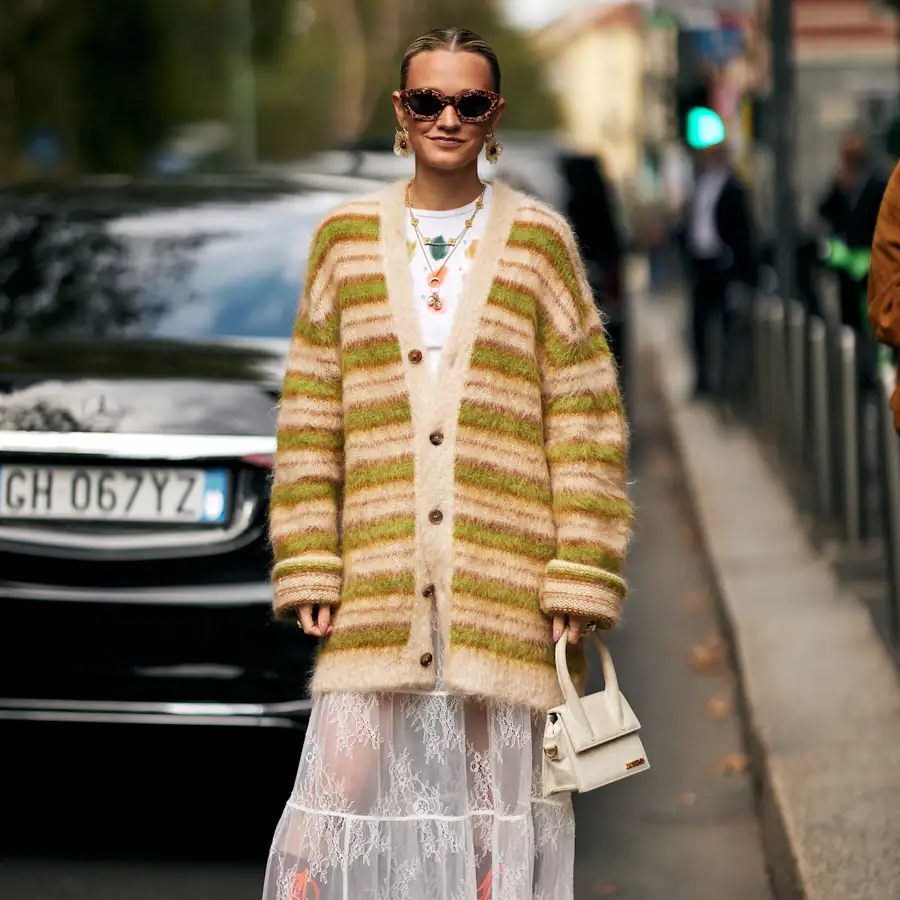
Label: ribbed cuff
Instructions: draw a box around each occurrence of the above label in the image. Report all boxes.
[540,559,626,627]
[272,555,343,620]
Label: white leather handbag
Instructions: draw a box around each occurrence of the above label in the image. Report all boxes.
[541,633,650,797]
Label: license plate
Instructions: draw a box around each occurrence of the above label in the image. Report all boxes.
[0,465,229,524]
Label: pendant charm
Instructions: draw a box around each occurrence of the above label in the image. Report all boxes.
[429,276,441,290]
[428,294,442,311]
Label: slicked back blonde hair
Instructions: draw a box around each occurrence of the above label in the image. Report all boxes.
[400,27,501,93]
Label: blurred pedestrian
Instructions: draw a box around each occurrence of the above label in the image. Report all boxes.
[559,152,626,377]
[818,130,887,334]
[262,26,633,900]
[682,138,756,398]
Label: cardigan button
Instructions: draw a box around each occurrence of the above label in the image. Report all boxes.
[420,652,434,667]
[428,509,443,525]
[429,430,444,446]
[408,349,423,364]
[422,584,436,598]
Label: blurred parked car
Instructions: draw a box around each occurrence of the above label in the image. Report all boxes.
[0,170,383,730]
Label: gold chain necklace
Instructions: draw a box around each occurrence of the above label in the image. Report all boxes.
[406,181,486,311]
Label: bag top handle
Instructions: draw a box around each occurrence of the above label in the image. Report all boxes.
[554,633,625,737]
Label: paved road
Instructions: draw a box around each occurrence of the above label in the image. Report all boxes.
[1,343,773,900]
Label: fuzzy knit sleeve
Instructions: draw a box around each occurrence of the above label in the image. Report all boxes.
[535,211,634,627]
[269,217,345,621]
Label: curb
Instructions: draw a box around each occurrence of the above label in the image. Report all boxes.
[645,302,900,900]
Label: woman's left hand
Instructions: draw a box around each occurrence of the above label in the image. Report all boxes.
[552,614,589,645]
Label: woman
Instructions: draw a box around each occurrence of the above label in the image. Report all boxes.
[262,27,632,900]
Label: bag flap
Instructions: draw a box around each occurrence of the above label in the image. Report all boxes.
[552,688,642,753]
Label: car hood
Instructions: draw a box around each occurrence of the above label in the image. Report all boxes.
[0,338,289,435]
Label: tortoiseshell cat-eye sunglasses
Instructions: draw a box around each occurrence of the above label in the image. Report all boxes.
[399,88,501,124]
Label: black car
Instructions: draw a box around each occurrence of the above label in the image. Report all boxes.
[0,171,383,729]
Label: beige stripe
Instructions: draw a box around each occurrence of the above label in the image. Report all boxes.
[277,402,341,431]
[273,450,341,483]
[547,468,631,500]
[555,519,631,557]
[455,543,547,582]
[270,509,335,542]
[345,423,415,464]
[335,601,416,630]
[344,542,417,576]
[456,429,547,470]
[343,491,415,527]
[452,598,548,642]
[455,482,556,535]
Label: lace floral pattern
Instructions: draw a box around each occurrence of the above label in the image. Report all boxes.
[262,688,575,900]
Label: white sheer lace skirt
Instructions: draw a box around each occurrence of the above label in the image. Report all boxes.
[261,682,575,900]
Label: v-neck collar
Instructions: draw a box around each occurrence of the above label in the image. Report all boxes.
[379,179,522,418]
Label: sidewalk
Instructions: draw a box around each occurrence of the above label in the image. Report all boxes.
[641,288,900,900]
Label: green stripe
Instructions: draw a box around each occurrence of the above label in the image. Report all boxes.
[509,224,579,301]
[345,399,411,433]
[339,277,387,309]
[545,392,622,417]
[557,544,624,572]
[310,215,379,271]
[273,532,339,558]
[452,573,540,611]
[343,516,416,551]
[450,625,553,667]
[277,429,342,452]
[554,492,635,519]
[341,572,416,602]
[343,338,402,373]
[454,517,555,562]
[282,374,341,401]
[323,626,409,652]
[546,560,625,592]
[470,342,539,384]
[540,323,610,368]
[458,403,543,446]
[455,460,551,505]
[273,558,341,579]
[345,458,414,495]
[546,442,626,467]
[271,481,338,507]
[294,312,339,347]
[487,282,538,324]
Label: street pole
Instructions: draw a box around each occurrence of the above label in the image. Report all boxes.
[229,0,257,167]
[769,0,797,305]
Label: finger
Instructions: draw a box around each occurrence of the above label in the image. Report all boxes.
[299,605,320,637]
[317,604,332,636]
[567,618,581,645]
[552,615,565,643]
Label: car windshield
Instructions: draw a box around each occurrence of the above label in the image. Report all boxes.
[0,187,347,341]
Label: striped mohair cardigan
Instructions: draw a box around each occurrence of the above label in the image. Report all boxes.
[270,179,633,712]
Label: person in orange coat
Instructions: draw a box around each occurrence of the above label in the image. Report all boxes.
[867,159,900,429]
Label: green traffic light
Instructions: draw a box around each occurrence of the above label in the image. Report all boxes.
[686,107,725,150]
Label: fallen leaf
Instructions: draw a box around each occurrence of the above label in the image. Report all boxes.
[690,634,726,675]
[718,753,750,775]
[707,697,731,718]
[678,791,697,807]
[681,589,707,613]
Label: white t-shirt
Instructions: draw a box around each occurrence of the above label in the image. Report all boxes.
[406,184,493,378]
[688,167,729,259]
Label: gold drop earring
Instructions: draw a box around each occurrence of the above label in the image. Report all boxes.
[484,132,502,164]
[394,126,411,158]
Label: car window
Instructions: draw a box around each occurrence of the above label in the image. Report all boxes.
[0,189,346,341]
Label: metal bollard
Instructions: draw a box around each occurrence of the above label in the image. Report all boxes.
[754,299,772,433]
[770,301,788,457]
[838,327,861,543]
[877,368,900,645]
[808,317,833,519]
[788,301,807,468]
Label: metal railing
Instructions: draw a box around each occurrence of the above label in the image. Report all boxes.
[713,290,900,652]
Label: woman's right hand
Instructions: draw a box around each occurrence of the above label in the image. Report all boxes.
[297,603,333,637]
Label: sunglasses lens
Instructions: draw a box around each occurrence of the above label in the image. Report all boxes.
[406,93,443,118]
[457,94,494,120]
